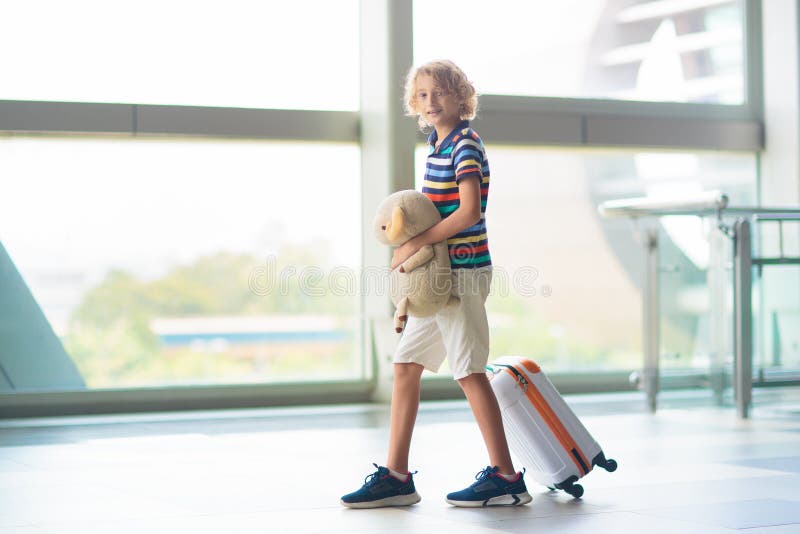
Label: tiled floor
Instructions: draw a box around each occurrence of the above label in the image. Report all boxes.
[1,391,799,533]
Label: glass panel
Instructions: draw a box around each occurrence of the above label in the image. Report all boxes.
[657,220,734,381]
[1,0,359,110]
[755,220,800,377]
[750,219,800,411]
[756,259,800,373]
[415,145,757,376]
[414,0,744,104]
[0,136,361,389]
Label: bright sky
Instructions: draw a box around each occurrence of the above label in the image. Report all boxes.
[0,0,360,110]
[0,137,361,273]
[0,137,361,326]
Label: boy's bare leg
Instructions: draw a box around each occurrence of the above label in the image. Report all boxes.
[457,372,515,474]
[386,362,424,473]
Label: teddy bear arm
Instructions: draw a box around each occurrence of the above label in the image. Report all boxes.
[394,297,409,333]
[401,245,435,273]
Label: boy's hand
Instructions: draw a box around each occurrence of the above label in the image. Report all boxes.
[391,239,421,271]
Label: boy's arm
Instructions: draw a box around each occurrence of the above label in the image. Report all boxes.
[390,177,481,269]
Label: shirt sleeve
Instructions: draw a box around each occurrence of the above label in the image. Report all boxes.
[452,136,484,185]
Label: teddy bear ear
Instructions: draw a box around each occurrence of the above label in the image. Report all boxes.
[385,206,405,241]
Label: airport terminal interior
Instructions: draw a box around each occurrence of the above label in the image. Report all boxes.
[2,0,800,532]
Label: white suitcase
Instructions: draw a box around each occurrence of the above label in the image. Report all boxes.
[487,356,617,498]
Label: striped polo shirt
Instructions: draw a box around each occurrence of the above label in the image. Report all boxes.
[422,120,491,269]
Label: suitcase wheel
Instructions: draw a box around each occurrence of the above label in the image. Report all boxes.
[592,452,618,473]
[565,484,584,499]
[603,459,618,472]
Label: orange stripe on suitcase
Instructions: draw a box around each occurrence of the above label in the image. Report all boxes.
[515,361,592,471]
[518,359,541,374]
[519,364,592,475]
[503,365,591,476]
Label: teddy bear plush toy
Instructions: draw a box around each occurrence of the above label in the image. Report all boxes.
[373,190,459,333]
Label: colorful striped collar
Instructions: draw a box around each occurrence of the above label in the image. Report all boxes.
[427,120,470,153]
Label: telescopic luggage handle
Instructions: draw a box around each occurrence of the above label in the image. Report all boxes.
[487,363,529,393]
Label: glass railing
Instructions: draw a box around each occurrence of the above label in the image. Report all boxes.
[599,192,800,418]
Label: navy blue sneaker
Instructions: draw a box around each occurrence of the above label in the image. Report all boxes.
[341,464,421,508]
[446,466,532,507]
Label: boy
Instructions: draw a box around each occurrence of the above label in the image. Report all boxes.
[341,60,531,508]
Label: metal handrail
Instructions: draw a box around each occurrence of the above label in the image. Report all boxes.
[599,192,800,219]
[598,190,729,218]
[598,192,800,419]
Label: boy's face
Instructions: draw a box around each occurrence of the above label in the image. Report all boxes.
[415,74,461,131]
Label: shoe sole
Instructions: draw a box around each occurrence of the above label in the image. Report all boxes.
[341,492,421,509]
[447,492,532,507]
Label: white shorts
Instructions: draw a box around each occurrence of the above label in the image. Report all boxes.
[392,266,492,380]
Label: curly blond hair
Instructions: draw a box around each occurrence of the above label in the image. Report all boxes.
[404,60,478,131]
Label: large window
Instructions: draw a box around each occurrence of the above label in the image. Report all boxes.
[0,1,770,413]
[0,0,360,110]
[414,0,745,104]
[417,145,757,374]
[0,136,361,388]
